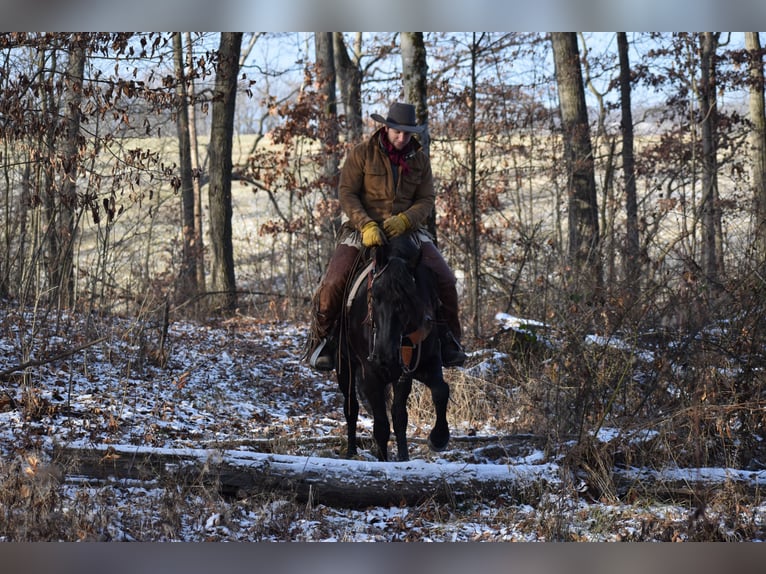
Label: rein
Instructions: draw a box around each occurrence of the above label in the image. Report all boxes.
[365,260,385,364]
[365,257,430,373]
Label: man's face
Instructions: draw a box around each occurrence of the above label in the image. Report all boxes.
[385,127,412,150]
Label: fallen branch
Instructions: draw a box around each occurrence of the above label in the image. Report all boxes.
[0,336,108,380]
[614,466,766,501]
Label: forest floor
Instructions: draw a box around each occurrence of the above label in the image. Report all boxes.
[1,310,765,541]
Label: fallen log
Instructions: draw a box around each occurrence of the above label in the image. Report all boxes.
[613,466,766,501]
[55,442,766,508]
[54,442,559,508]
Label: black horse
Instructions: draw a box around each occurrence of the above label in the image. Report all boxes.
[336,235,450,462]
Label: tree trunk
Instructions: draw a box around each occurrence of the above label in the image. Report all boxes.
[173,32,199,306]
[55,35,86,309]
[699,32,722,285]
[314,32,341,256]
[184,32,206,294]
[315,32,338,180]
[41,45,59,308]
[550,32,602,298]
[208,32,242,312]
[617,32,640,300]
[401,32,430,154]
[333,32,363,143]
[747,33,766,271]
[468,33,481,338]
[401,33,437,239]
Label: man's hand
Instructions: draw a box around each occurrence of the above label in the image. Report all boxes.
[361,221,386,247]
[382,213,410,238]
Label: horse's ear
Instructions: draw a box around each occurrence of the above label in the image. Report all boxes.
[408,244,423,271]
[374,243,388,268]
[398,237,421,271]
[388,235,419,268]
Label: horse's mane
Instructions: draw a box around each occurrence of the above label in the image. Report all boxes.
[373,256,418,315]
[385,234,420,264]
[372,236,430,322]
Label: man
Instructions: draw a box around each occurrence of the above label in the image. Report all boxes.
[307,102,466,371]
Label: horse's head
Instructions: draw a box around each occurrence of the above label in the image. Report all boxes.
[367,236,426,371]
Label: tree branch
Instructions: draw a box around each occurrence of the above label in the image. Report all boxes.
[0,336,108,380]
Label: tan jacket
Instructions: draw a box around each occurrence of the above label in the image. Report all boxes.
[338,128,435,233]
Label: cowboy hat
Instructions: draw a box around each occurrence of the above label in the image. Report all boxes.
[371,102,425,134]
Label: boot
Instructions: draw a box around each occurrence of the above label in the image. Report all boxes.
[309,335,337,371]
[440,329,466,368]
[307,244,358,372]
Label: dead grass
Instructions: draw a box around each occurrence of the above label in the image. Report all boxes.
[3,283,766,541]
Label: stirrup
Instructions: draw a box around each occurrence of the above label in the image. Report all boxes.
[309,338,335,371]
[441,331,466,368]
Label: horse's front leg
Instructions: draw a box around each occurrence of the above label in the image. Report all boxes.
[367,384,391,461]
[391,374,413,461]
[337,363,359,458]
[426,372,450,452]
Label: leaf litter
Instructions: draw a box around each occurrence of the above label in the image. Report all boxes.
[1,310,766,541]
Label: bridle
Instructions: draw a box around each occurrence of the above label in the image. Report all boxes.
[365,257,430,374]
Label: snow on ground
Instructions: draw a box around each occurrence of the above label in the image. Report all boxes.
[1,311,766,541]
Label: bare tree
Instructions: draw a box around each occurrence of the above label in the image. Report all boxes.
[333,32,363,143]
[401,33,429,151]
[173,32,199,306]
[699,32,723,284]
[550,32,601,296]
[401,32,437,242]
[467,32,482,338]
[53,35,87,309]
[747,32,766,270]
[314,33,339,188]
[617,32,640,298]
[314,32,341,260]
[208,32,243,312]
[184,32,206,294]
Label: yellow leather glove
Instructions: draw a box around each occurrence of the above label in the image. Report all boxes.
[361,221,386,247]
[382,213,411,238]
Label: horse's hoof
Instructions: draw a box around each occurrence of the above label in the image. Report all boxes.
[428,431,450,452]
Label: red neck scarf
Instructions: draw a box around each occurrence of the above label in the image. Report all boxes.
[380,131,413,175]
